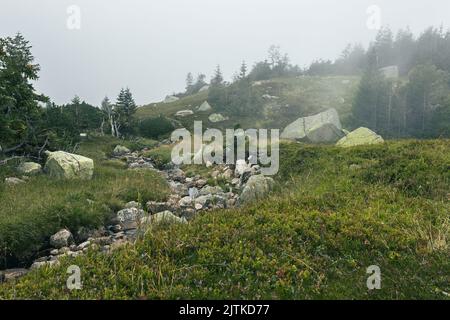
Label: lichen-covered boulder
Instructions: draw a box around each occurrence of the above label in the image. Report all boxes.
[50,229,73,249]
[44,151,94,180]
[17,162,42,175]
[208,113,228,123]
[113,145,130,156]
[281,108,342,141]
[336,127,384,148]
[238,175,275,205]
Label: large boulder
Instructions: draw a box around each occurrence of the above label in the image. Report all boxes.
[17,162,42,175]
[306,122,345,143]
[44,151,94,180]
[281,108,342,141]
[113,145,130,156]
[209,113,228,123]
[336,127,384,147]
[238,175,275,205]
[198,101,212,112]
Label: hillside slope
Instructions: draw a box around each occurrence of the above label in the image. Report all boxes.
[136,76,360,131]
[1,139,448,299]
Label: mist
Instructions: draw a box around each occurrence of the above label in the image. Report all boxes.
[1,0,449,105]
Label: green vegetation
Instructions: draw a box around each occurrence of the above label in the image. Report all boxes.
[1,139,448,299]
[0,136,170,268]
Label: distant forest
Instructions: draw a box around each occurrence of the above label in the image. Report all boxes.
[1,26,449,159]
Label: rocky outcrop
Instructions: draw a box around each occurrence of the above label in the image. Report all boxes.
[17,162,42,175]
[281,108,343,141]
[44,151,94,180]
[336,127,384,147]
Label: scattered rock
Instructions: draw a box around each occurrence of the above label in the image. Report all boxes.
[198,101,212,111]
[147,201,169,214]
[124,201,141,209]
[336,127,384,147]
[5,177,26,186]
[50,229,73,249]
[142,211,187,226]
[175,110,194,117]
[239,175,275,205]
[17,162,42,175]
[113,145,131,156]
[44,151,94,180]
[208,113,228,123]
[116,208,146,230]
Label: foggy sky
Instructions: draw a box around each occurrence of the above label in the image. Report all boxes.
[1,0,450,106]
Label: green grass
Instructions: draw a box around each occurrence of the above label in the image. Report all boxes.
[135,76,360,131]
[0,136,170,268]
[1,139,448,299]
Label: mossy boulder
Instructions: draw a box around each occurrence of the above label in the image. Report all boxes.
[17,162,42,175]
[44,151,94,180]
[238,175,275,205]
[336,127,384,148]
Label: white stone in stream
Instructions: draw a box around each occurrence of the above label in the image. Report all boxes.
[179,196,193,208]
[143,211,187,225]
[50,229,73,249]
[235,159,250,176]
[116,208,146,230]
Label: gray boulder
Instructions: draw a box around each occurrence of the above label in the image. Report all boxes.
[116,208,146,230]
[113,145,130,156]
[306,122,345,143]
[281,108,342,141]
[17,162,42,175]
[50,229,74,249]
[44,151,94,180]
[5,177,26,186]
[198,101,212,112]
[239,175,275,205]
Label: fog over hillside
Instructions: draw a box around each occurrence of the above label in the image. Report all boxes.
[1,0,450,105]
